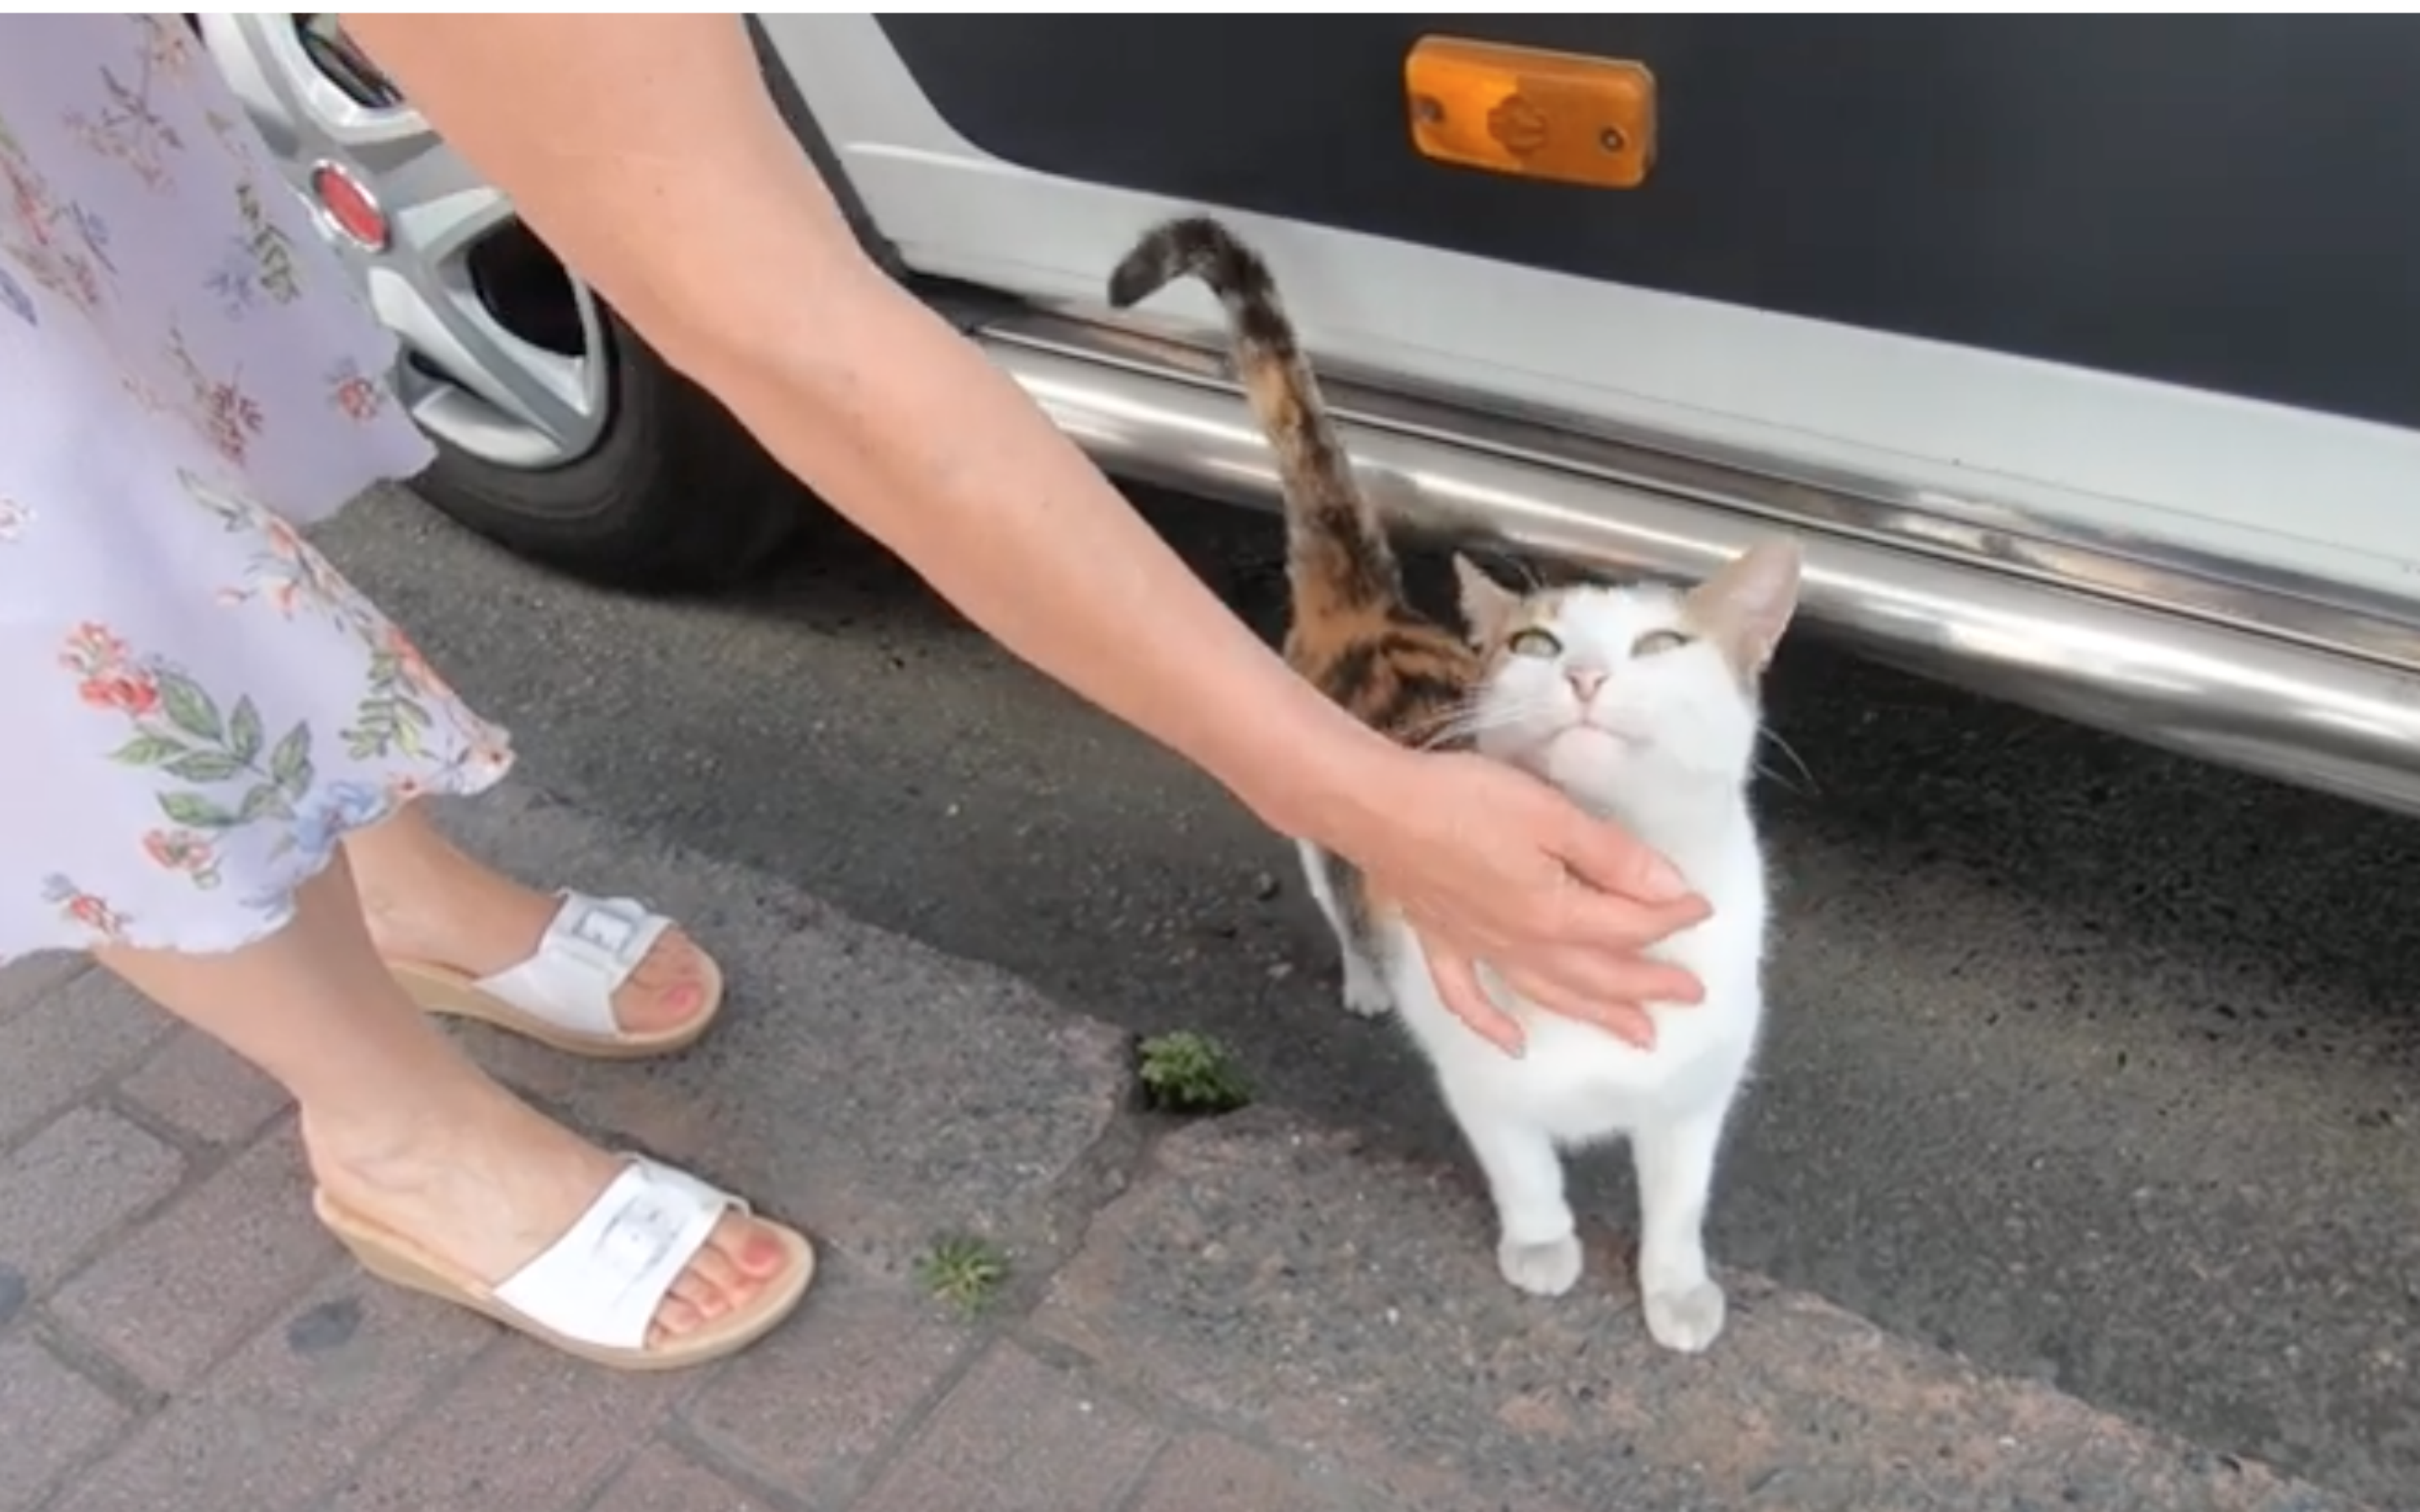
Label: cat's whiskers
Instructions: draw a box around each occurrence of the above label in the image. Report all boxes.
[1398,690,1499,744]
[1755,727,1819,797]
[1410,697,1557,751]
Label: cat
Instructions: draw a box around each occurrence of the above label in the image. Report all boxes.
[1108,213,1802,1354]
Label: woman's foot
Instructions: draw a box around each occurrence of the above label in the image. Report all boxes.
[346,806,715,1042]
[96,848,806,1367]
[303,1079,799,1352]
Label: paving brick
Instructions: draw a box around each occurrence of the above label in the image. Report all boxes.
[852,1342,1163,1512]
[0,969,170,1147]
[586,1442,778,1512]
[429,784,1133,1284]
[0,1105,183,1288]
[323,1337,689,1512]
[1128,1435,1358,1512]
[117,1030,288,1146]
[682,1271,972,1501]
[49,1125,333,1390]
[51,1269,492,1512]
[0,953,89,1020]
[0,1336,134,1512]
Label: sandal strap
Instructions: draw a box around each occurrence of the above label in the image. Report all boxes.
[471,891,672,1040]
[491,1156,739,1351]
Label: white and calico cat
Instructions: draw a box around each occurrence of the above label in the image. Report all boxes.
[1338,548,1797,1353]
[1106,211,1799,1354]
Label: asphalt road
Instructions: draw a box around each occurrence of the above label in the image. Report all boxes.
[322,485,2420,1509]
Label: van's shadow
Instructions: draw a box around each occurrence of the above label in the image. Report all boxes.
[716,487,2420,1071]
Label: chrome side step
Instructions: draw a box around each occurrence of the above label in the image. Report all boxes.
[971,309,2420,818]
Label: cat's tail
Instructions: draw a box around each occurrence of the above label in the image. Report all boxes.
[1107,214,1405,626]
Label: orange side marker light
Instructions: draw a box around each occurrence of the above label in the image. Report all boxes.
[1405,36,1657,190]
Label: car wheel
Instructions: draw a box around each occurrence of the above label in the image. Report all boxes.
[196,14,806,592]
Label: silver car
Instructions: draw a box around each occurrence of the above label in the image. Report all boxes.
[199,15,2420,816]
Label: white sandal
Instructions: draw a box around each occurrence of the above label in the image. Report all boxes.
[313,1154,815,1370]
[387,890,723,1059]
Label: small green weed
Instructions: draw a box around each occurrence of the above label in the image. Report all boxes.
[917,1232,1010,1319]
[1135,1029,1253,1115]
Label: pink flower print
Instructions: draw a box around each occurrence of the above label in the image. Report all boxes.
[165,328,267,466]
[2,149,113,315]
[381,624,442,693]
[181,470,347,624]
[142,829,224,890]
[135,15,199,78]
[201,378,267,465]
[41,875,129,944]
[78,669,161,718]
[66,60,187,192]
[328,359,390,423]
[56,621,166,718]
[58,620,132,679]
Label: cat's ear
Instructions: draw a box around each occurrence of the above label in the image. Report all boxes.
[1453,554,1522,644]
[1684,537,1803,679]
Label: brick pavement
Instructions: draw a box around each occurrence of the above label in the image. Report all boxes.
[0,788,2386,1511]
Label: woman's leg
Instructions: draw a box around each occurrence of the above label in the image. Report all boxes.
[94,848,795,1350]
[344,802,711,1036]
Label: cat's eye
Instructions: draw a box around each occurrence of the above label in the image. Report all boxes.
[1631,629,1692,657]
[1506,627,1563,659]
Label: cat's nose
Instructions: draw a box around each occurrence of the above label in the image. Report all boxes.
[1566,667,1607,701]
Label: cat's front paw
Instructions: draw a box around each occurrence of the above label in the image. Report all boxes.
[1339,965,1394,1019]
[1642,1279,1727,1353]
[1497,1233,1583,1297]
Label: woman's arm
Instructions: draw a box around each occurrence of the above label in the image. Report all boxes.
[341,14,1710,1050]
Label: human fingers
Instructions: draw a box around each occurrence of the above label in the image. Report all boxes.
[1496,935,1706,1011]
[1422,940,1528,1057]
[1546,801,1698,906]
[1489,958,1660,1049]
[1539,881,1713,959]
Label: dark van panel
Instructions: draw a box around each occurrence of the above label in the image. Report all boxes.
[879,15,2420,435]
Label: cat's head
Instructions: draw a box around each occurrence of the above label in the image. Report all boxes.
[1449,538,1803,801]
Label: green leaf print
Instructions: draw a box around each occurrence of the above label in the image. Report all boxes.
[110,733,188,767]
[342,688,437,762]
[270,722,313,799]
[229,696,264,765]
[234,181,302,303]
[239,783,290,822]
[162,752,247,784]
[155,669,224,743]
[157,791,243,829]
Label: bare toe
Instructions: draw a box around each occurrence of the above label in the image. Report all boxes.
[613,927,717,1036]
[685,1232,752,1302]
[716,1214,792,1279]
[652,1292,708,1341]
[667,1265,729,1323]
[648,1212,787,1345]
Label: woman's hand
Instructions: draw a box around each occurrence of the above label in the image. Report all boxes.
[1316,745,1711,1055]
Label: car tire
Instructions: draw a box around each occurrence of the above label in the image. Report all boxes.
[196,12,808,595]
[408,298,808,595]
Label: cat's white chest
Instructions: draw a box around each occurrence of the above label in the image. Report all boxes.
[1455,925,1760,1143]
[1379,816,1768,1147]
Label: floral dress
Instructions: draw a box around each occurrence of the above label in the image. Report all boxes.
[0,14,513,963]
